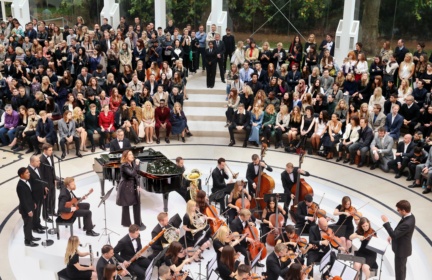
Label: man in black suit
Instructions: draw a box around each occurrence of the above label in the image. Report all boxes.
[58,177,99,236]
[254,63,268,86]
[294,194,316,234]
[212,33,226,83]
[3,57,15,77]
[281,162,310,213]
[400,95,420,135]
[150,212,170,259]
[228,103,251,147]
[348,117,374,167]
[394,39,410,64]
[39,143,56,222]
[381,200,416,280]
[265,243,290,280]
[96,244,127,280]
[100,32,112,53]
[222,28,235,71]
[286,63,301,91]
[388,134,415,178]
[114,224,152,280]
[28,155,48,233]
[77,67,93,86]
[246,154,273,194]
[16,167,40,247]
[211,158,229,212]
[205,41,217,88]
[109,129,132,152]
[318,34,335,59]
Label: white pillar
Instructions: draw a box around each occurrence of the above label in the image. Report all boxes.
[335,0,359,67]
[206,0,227,36]
[100,0,120,30]
[154,0,166,30]
[11,0,30,26]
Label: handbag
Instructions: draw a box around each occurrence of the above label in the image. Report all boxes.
[164,49,172,56]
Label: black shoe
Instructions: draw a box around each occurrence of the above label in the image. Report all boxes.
[165,137,170,143]
[358,162,364,168]
[76,152,83,158]
[349,160,355,165]
[14,146,24,152]
[45,218,53,223]
[336,157,342,162]
[86,230,100,237]
[33,228,45,234]
[61,153,66,159]
[33,150,41,155]
[370,164,377,170]
[181,137,185,143]
[408,183,421,188]
[91,146,95,152]
[100,144,105,150]
[228,141,235,146]
[11,144,18,150]
[395,173,402,179]
[156,138,160,144]
[25,241,39,247]
[254,142,259,147]
[39,226,48,230]
[139,223,146,231]
[406,176,414,181]
[243,142,247,148]
[32,237,41,241]
[25,148,34,154]
[275,143,280,149]
[186,131,193,137]
[256,262,265,267]
[423,188,431,194]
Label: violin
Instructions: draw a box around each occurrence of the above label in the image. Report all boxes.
[280,252,298,262]
[301,265,313,277]
[345,206,363,222]
[290,234,308,248]
[308,203,335,222]
[320,227,344,249]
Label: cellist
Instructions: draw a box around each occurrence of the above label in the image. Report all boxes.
[246,154,273,195]
[281,162,310,213]
[227,180,252,223]
[261,196,286,244]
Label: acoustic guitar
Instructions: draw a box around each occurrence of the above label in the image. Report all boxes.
[60,188,94,220]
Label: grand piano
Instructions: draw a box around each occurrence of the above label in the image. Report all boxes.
[93,147,185,212]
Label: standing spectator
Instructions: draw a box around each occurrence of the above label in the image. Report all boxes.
[394,39,410,65]
[213,34,226,83]
[205,41,217,88]
[318,34,335,60]
[398,53,415,85]
[195,25,207,71]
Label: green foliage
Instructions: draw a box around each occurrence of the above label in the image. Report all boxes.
[298,0,330,19]
[413,0,432,20]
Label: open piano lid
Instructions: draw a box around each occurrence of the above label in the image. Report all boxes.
[137,148,183,179]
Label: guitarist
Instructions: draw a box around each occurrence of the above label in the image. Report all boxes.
[58,177,99,236]
[246,154,273,195]
[114,224,151,280]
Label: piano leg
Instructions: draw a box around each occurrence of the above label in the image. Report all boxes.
[163,193,169,212]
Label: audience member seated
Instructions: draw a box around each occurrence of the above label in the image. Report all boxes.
[261,104,276,146]
[412,79,427,108]
[128,100,142,136]
[155,99,171,144]
[406,146,428,181]
[170,102,188,143]
[85,104,104,152]
[0,104,19,146]
[368,104,386,133]
[228,103,251,148]
[168,86,183,109]
[121,120,140,144]
[248,104,264,147]
[384,104,403,142]
[264,91,281,112]
[153,84,169,108]
[349,117,374,167]
[388,134,415,178]
[337,116,360,163]
[274,105,290,149]
[400,95,420,135]
[225,88,240,126]
[369,127,394,172]
[408,146,432,194]
[98,104,115,147]
[29,110,57,155]
[383,94,401,115]
[58,110,82,159]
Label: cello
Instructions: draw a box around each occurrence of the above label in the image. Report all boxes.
[289,152,314,223]
[265,195,285,247]
[250,141,275,215]
[242,219,267,261]
[204,201,227,234]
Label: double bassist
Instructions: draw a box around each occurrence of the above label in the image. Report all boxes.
[246,154,273,195]
[281,162,310,212]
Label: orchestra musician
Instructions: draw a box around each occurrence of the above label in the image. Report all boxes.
[58,177,99,236]
[163,241,194,280]
[63,235,97,280]
[115,150,145,230]
[182,200,212,257]
[381,200,415,280]
[218,245,241,280]
[285,262,312,280]
[227,180,252,223]
[261,196,287,244]
[101,264,119,280]
[281,162,310,212]
[246,154,273,194]
[213,225,246,261]
[113,224,151,280]
[96,245,127,280]
[175,156,188,200]
[27,155,48,233]
[235,264,252,280]
[211,157,229,212]
[349,217,378,280]
[294,194,316,234]
[109,129,132,152]
[333,196,356,252]
[150,212,171,258]
[265,243,290,280]
[276,225,314,257]
[39,143,56,222]
[158,265,172,280]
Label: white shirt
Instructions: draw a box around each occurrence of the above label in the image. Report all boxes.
[130,236,138,252]
[118,139,123,149]
[44,153,52,166]
[20,178,31,191]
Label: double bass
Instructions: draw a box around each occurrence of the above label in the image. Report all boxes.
[250,142,275,214]
[289,152,313,223]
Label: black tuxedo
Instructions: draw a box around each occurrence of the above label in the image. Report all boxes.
[109,138,132,152]
[57,187,93,230]
[383,214,415,280]
[265,251,290,280]
[16,179,36,242]
[211,167,229,213]
[150,223,169,258]
[245,162,273,194]
[28,165,46,229]
[229,217,250,265]
[114,234,151,280]
[228,111,251,143]
[3,64,16,78]
[255,69,268,86]
[205,48,218,88]
[307,224,330,269]
[286,70,301,91]
[294,201,315,233]
[281,168,310,208]
[388,141,416,175]
[39,153,56,218]
[212,39,226,81]
[96,256,117,280]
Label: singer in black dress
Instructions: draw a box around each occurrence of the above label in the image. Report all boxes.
[116,150,145,230]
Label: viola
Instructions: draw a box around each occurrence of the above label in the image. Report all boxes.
[320,227,344,249]
[308,203,335,222]
[362,228,376,241]
[290,234,308,248]
[345,206,362,222]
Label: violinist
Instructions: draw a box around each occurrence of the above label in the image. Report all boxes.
[349,217,378,280]
[333,196,357,252]
[227,180,252,223]
[234,264,252,280]
[294,194,316,234]
[211,157,229,212]
[150,212,172,259]
[218,245,241,280]
[276,225,313,257]
[213,226,246,261]
[265,243,290,280]
[284,263,312,280]
[158,265,172,280]
[261,196,286,244]
[246,154,273,194]
[281,162,310,211]
[182,200,211,259]
[163,241,194,280]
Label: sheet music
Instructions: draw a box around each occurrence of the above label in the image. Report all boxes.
[342,265,358,280]
[330,260,345,276]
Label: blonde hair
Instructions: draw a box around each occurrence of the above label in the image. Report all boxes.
[214,226,229,243]
[72,107,84,122]
[279,105,288,115]
[142,101,154,120]
[64,236,79,264]
[243,85,252,97]
[265,104,275,114]
[186,200,197,218]
[251,104,263,119]
[15,47,24,55]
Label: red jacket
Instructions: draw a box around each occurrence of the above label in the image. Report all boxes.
[155,107,170,125]
[98,111,114,130]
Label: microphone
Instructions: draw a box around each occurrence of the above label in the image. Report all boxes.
[53,154,63,160]
[41,162,54,168]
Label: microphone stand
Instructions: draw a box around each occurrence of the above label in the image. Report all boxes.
[41,162,58,235]
[98,187,118,244]
[36,178,55,245]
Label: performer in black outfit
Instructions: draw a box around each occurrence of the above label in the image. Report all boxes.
[261,196,286,244]
[245,153,273,194]
[213,225,246,262]
[114,224,152,280]
[64,235,96,279]
[381,200,416,280]
[281,162,310,212]
[294,194,316,234]
[16,167,39,247]
[349,217,378,279]
[226,180,252,223]
[182,200,211,253]
[218,245,240,280]
[39,143,55,222]
[109,129,131,152]
[333,196,356,253]
[211,157,229,212]
[58,177,99,236]
[96,245,127,280]
[205,41,217,88]
[150,212,171,259]
[265,243,290,280]
[163,241,194,280]
[28,155,48,233]
[115,150,145,230]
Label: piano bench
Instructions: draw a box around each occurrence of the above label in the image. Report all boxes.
[55,216,82,240]
[57,268,72,280]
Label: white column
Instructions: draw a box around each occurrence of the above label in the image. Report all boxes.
[100,0,120,30]
[335,0,359,67]
[154,0,166,30]
[206,0,227,36]
[11,0,30,26]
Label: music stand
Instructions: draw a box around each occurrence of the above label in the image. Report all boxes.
[250,248,264,271]
[98,187,118,244]
[337,254,365,280]
[193,227,210,280]
[366,236,388,280]
[330,260,358,280]
[319,249,333,272]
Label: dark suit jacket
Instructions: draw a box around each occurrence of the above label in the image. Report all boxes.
[211,167,229,193]
[309,224,330,252]
[265,251,290,280]
[357,125,374,148]
[383,101,402,115]
[17,180,35,217]
[205,48,218,66]
[232,111,251,127]
[255,69,268,85]
[384,113,404,140]
[318,40,335,57]
[383,214,415,257]
[3,64,16,77]
[394,46,409,64]
[294,201,315,227]
[222,34,235,54]
[96,256,115,280]
[35,118,57,144]
[400,103,421,122]
[150,224,168,252]
[229,217,248,247]
[39,153,56,187]
[245,162,273,193]
[281,168,310,196]
[77,73,93,86]
[100,39,111,53]
[109,138,132,152]
[212,40,226,56]
[286,70,301,89]
[28,165,45,202]
[395,141,415,163]
[114,234,143,262]
[58,187,80,214]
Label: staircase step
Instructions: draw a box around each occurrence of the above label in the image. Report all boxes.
[186,101,226,107]
[187,88,226,95]
[186,93,227,102]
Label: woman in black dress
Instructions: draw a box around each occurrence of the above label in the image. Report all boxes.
[213,225,246,262]
[261,196,286,244]
[333,196,357,253]
[163,241,194,280]
[64,236,96,279]
[218,245,240,280]
[182,200,212,253]
[226,180,252,223]
[298,106,315,151]
[115,150,145,230]
[349,217,378,279]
